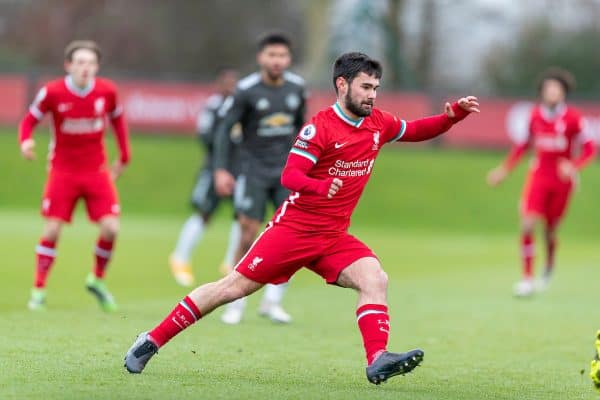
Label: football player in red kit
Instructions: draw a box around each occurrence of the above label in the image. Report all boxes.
[18,40,130,311]
[125,52,479,384]
[487,68,595,297]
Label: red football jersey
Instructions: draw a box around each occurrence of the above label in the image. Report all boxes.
[522,104,587,179]
[28,76,125,172]
[275,103,404,231]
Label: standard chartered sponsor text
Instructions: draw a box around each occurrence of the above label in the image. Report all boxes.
[328,159,374,177]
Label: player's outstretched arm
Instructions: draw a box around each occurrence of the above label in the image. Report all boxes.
[109,113,131,180]
[400,96,479,142]
[281,153,342,199]
[18,112,40,160]
[486,144,527,187]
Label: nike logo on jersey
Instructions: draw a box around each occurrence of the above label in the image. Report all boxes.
[334,142,348,149]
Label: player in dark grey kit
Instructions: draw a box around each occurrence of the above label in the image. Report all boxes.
[214,32,305,324]
[169,68,241,287]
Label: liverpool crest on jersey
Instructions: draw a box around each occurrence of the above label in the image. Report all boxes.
[94,97,105,115]
[372,131,380,150]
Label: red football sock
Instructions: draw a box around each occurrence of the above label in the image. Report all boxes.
[34,239,56,288]
[356,304,390,365]
[94,238,114,279]
[149,296,202,347]
[546,237,556,274]
[521,233,534,279]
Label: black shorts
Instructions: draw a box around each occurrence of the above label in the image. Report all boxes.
[191,169,223,215]
[233,174,290,221]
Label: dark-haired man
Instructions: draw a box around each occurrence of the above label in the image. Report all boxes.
[18,40,130,311]
[212,32,306,325]
[125,52,479,384]
[487,68,596,297]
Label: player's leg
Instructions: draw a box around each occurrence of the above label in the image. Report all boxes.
[170,169,218,286]
[335,257,423,384]
[538,222,557,291]
[220,213,261,324]
[590,330,600,391]
[538,183,572,290]
[124,271,264,373]
[310,234,422,384]
[218,215,241,275]
[258,182,293,323]
[514,177,546,297]
[28,218,64,310]
[125,222,306,373]
[513,212,538,296]
[220,175,266,324]
[84,171,121,311]
[29,171,77,310]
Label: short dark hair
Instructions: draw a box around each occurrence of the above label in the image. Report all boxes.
[257,31,292,52]
[537,67,575,95]
[332,52,382,93]
[64,40,101,62]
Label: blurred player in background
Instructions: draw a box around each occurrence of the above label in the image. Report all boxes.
[124,52,479,384]
[487,68,595,297]
[168,67,241,287]
[18,40,130,311]
[212,32,306,324]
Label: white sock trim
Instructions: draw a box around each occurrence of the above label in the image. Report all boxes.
[356,309,387,322]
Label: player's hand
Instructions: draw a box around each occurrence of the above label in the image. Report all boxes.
[445,96,480,118]
[215,168,235,197]
[20,138,36,160]
[327,178,343,199]
[558,158,577,182]
[486,165,508,187]
[110,159,126,181]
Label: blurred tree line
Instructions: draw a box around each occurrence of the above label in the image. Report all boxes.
[2,0,600,99]
[485,20,600,98]
[0,0,304,80]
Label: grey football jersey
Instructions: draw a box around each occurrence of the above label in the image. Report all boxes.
[213,71,306,180]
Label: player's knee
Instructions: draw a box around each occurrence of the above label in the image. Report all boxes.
[42,220,62,241]
[357,267,388,294]
[371,268,388,292]
[99,218,119,240]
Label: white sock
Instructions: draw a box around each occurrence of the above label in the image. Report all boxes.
[226,296,247,312]
[172,214,205,263]
[262,283,288,305]
[222,220,241,267]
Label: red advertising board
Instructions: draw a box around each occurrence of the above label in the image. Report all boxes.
[116,80,215,133]
[0,75,27,125]
[4,74,600,147]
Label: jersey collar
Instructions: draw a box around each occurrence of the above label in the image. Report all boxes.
[65,75,96,98]
[540,102,567,121]
[332,102,364,127]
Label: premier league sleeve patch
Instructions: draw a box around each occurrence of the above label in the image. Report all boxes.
[299,124,316,140]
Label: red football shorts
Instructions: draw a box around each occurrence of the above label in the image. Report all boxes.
[235,222,378,285]
[520,175,573,227]
[41,169,120,223]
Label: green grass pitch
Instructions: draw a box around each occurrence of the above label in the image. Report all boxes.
[1,128,599,399]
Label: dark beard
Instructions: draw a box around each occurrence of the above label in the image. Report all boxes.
[344,88,373,117]
[265,69,283,82]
